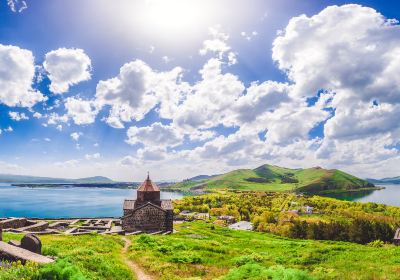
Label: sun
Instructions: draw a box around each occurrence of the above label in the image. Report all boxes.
[141,0,208,33]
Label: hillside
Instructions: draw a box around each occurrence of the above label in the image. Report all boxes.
[0,174,115,184]
[169,164,377,194]
[367,176,400,184]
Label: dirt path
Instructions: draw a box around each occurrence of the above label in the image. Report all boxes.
[122,237,155,280]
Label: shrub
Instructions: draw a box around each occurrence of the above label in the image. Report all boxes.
[367,240,385,248]
[219,263,314,280]
[169,253,203,264]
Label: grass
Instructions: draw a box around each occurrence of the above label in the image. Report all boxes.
[0,220,400,279]
[127,221,400,280]
[0,232,135,280]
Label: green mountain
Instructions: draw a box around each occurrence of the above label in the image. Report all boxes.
[367,176,400,184]
[0,174,115,184]
[170,164,376,194]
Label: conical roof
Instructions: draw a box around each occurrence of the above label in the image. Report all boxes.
[137,173,160,192]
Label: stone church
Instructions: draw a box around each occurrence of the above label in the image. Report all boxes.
[122,174,173,233]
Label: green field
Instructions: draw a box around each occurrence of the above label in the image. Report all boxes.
[2,221,400,280]
[1,190,400,280]
[169,164,377,194]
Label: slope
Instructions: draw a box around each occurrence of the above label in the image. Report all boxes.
[169,164,377,194]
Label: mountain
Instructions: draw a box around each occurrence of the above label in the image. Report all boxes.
[0,174,115,184]
[367,176,400,184]
[188,174,220,181]
[169,164,377,194]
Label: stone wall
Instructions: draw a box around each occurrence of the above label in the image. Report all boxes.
[0,218,28,229]
[123,204,168,233]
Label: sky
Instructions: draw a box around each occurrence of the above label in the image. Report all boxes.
[0,0,399,181]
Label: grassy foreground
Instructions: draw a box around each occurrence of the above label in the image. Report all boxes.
[0,221,400,279]
[0,233,134,280]
[126,221,400,280]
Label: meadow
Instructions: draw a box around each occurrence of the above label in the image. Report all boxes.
[1,191,400,279]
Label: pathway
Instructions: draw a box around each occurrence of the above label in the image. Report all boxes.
[122,237,155,280]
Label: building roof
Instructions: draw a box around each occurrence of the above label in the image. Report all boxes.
[228,221,253,231]
[137,173,160,192]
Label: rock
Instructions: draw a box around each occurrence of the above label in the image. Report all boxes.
[8,240,21,247]
[20,234,42,254]
[0,226,2,241]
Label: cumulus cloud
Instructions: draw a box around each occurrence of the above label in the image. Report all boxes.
[9,111,29,121]
[43,48,91,94]
[85,153,101,160]
[126,122,182,148]
[96,59,186,128]
[173,58,245,130]
[137,147,167,161]
[64,97,98,125]
[70,132,82,141]
[0,44,46,107]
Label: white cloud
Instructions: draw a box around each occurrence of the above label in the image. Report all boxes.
[7,0,27,13]
[9,111,29,121]
[33,112,43,119]
[126,122,182,148]
[43,48,92,94]
[54,159,80,168]
[200,26,231,57]
[44,138,51,142]
[85,153,101,160]
[240,31,258,41]
[70,132,82,141]
[47,113,68,125]
[4,126,13,132]
[137,147,167,161]
[119,155,136,166]
[173,58,245,130]
[0,44,46,107]
[64,97,98,125]
[96,59,186,128]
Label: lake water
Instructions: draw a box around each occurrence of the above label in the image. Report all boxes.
[0,184,184,218]
[323,184,400,206]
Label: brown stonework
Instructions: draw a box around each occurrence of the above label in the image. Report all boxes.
[122,174,173,233]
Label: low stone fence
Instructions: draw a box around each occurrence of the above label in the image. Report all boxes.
[0,218,28,229]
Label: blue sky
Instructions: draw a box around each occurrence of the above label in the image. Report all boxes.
[0,0,399,181]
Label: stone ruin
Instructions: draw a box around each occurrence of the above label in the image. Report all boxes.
[0,226,53,265]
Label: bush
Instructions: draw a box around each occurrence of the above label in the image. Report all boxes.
[34,259,86,280]
[219,263,314,280]
[233,253,264,266]
[169,253,203,264]
[367,240,385,248]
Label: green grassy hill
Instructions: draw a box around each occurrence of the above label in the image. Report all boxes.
[170,164,376,194]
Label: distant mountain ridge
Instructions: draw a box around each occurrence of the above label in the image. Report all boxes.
[169,164,377,194]
[0,174,115,184]
[367,176,400,184]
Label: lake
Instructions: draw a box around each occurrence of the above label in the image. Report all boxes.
[323,184,400,206]
[0,184,184,218]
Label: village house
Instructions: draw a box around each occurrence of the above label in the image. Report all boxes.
[122,174,173,233]
[394,228,400,245]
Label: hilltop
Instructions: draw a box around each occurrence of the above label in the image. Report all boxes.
[0,174,115,184]
[169,164,377,194]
